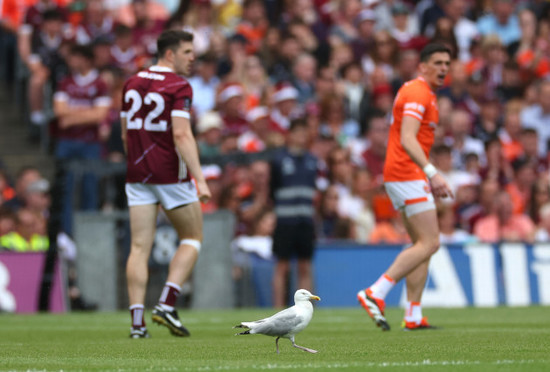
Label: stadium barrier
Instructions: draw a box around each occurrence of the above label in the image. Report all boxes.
[314,242,550,308]
[0,251,66,313]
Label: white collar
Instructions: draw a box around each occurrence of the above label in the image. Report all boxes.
[73,69,99,86]
[149,65,173,73]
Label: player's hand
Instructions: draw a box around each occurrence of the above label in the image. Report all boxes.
[430,173,454,199]
[196,180,212,204]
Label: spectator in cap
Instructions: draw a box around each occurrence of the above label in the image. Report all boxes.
[389,1,421,48]
[269,83,300,133]
[238,106,270,153]
[351,8,376,62]
[218,83,249,135]
[196,111,223,158]
[188,53,220,117]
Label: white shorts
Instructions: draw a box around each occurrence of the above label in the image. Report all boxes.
[384,180,435,217]
[125,182,198,210]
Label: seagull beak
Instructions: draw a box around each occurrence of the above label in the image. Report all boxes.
[310,295,321,301]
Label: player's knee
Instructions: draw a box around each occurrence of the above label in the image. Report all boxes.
[426,236,440,255]
[180,239,201,253]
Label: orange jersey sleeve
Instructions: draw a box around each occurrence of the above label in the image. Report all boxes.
[383,77,438,182]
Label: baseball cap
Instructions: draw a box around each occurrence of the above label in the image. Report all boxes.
[196,111,223,134]
[246,106,270,123]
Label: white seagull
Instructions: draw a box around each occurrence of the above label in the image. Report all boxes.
[234,289,321,354]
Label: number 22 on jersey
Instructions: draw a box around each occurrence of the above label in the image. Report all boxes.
[124,89,168,132]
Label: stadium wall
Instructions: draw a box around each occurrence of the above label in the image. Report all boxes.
[314,242,550,308]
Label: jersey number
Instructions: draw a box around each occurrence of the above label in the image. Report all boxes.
[124,89,168,131]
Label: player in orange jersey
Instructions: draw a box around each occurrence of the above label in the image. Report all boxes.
[357,43,453,331]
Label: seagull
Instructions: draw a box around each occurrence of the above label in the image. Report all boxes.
[234,289,321,354]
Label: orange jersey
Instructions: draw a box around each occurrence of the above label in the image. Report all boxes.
[384,77,439,182]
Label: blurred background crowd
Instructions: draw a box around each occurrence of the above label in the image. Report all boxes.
[1,0,550,266]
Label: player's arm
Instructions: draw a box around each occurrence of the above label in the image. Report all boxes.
[400,116,453,199]
[56,104,110,128]
[120,116,128,155]
[172,116,211,203]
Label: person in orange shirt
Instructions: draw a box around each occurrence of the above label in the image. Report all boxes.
[357,43,453,331]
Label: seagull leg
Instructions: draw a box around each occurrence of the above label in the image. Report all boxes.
[275,337,280,354]
[290,336,318,353]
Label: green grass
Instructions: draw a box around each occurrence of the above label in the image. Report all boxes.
[1,307,549,371]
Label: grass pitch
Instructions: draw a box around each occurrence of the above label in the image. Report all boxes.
[1,306,549,371]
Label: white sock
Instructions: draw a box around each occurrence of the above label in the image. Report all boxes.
[404,301,423,323]
[368,274,396,300]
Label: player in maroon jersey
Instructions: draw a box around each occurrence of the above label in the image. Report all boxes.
[121,30,211,339]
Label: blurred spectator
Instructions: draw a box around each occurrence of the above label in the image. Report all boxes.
[196,110,223,157]
[115,0,168,29]
[499,101,524,162]
[290,53,317,105]
[0,208,48,251]
[534,202,550,242]
[528,175,550,225]
[315,184,349,240]
[218,82,248,135]
[520,80,550,157]
[231,208,275,307]
[473,190,535,243]
[445,0,479,62]
[460,178,500,232]
[505,157,536,215]
[326,146,353,200]
[20,9,69,128]
[476,0,520,47]
[496,60,523,103]
[389,1,421,49]
[361,30,399,81]
[340,168,376,243]
[240,160,271,230]
[181,0,217,56]
[0,169,15,204]
[128,0,166,58]
[368,212,410,244]
[509,8,537,60]
[235,0,268,55]
[318,92,359,147]
[437,203,477,244]
[440,60,469,105]
[351,8,376,63]
[109,24,139,77]
[328,0,360,45]
[0,207,16,240]
[74,0,115,45]
[473,97,501,143]
[445,109,486,170]
[519,128,547,174]
[52,44,111,235]
[238,106,269,153]
[479,137,513,186]
[3,166,42,211]
[340,62,369,129]
[269,83,300,133]
[390,49,420,95]
[241,54,273,109]
[188,53,220,117]
[432,144,479,203]
[360,112,388,186]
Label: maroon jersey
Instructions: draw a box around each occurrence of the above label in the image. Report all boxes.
[53,69,111,142]
[122,66,193,184]
[110,45,138,76]
[20,4,68,35]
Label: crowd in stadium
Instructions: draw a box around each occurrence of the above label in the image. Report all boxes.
[1,0,550,255]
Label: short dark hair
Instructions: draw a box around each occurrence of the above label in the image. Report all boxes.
[289,117,308,132]
[69,44,95,61]
[157,30,194,58]
[420,43,451,62]
[42,9,64,22]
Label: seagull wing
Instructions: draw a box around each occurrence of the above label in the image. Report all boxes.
[246,307,303,337]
